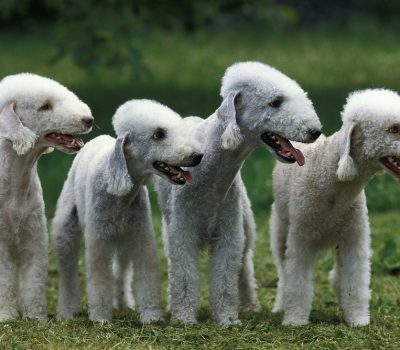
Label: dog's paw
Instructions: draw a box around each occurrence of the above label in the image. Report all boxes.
[240,302,261,314]
[140,309,164,324]
[89,313,111,324]
[22,311,48,322]
[56,308,80,320]
[282,316,309,326]
[0,310,18,322]
[214,313,242,327]
[346,314,369,327]
[272,302,284,314]
[218,318,242,327]
[171,311,197,325]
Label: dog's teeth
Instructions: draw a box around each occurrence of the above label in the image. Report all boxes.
[160,163,165,168]
[389,157,395,163]
[165,166,170,171]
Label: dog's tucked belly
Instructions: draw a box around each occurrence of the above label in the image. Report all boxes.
[289,206,354,249]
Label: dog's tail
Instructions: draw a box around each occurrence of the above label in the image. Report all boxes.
[51,172,82,320]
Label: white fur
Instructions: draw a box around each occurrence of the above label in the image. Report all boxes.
[270,89,400,327]
[0,73,92,321]
[156,61,321,326]
[52,99,202,323]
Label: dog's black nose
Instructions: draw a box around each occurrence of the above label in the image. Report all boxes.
[191,152,204,165]
[309,129,322,141]
[82,116,94,128]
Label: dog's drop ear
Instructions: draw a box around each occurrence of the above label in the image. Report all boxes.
[337,121,357,181]
[0,102,37,155]
[217,90,244,150]
[105,134,134,196]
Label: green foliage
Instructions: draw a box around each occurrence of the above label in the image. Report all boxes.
[51,0,296,77]
[0,0,298,76]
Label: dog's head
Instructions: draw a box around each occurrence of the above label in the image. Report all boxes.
[217,61,322,166]
[337,89,400,182]
[106,99,203,196]
[0,73,93,155]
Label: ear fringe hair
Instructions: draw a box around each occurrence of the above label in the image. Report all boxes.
[11,127,37,155]
[217,90,244,150]
[337,154,357,181]
[105,136,134,196]
[222,122,244,150]
[336,121,357,181]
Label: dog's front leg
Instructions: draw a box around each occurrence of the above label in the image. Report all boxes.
[209,211,244,326]
[85,231,114,323]
[282,230,316,326]
[167,215,201,325]
[18,212,48,321]
[331,216,371,327]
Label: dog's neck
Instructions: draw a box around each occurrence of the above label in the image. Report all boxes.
[195,113,255,195]
[0,139,46,200]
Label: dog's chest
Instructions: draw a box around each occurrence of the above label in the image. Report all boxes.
[0,198,41,246]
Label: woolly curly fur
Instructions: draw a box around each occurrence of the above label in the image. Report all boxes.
[156,61,322,326]
[270,89,400,327]
[0,73,92,322]
[52,99,202,323]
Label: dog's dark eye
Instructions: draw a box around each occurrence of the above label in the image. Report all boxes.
[152,128,166,140]
[38,101,52,112]
[388,125,400,134]
[268,97,283,108]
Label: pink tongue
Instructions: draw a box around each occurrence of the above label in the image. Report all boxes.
[182,170,193,183]
[169,166,193,183]
[276,135,305,166]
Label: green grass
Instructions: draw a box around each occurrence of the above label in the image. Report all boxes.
[1,20,400,349]
[1,212,399,349]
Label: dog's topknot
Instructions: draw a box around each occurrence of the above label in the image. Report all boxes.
[112,99,182,137]
[342,89,400,125]
[220,61,303,98]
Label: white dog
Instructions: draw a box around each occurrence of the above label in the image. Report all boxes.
[270,89,400,326]
[0,73,93,321]
[156,61,322,325]
[52,99,203,323]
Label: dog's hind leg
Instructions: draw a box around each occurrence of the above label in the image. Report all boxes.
[239,194,260,313]
[52,196,82,319]
[269,203,288,313]
[0,240,18,321]
[113,242,134,311]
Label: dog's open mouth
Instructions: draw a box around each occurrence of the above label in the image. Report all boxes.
[153,161,193,185]
[261,132,305,166]
[380,156,400,178]
[46,133,84,152]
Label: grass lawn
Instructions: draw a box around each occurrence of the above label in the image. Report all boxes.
[0,20,400,349]
[0,212,399,349]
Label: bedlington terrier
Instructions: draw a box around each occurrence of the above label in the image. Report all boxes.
[0,73,93,321]
[52,99,203,323]
[155,61,322,326]
[270,89,400,327]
